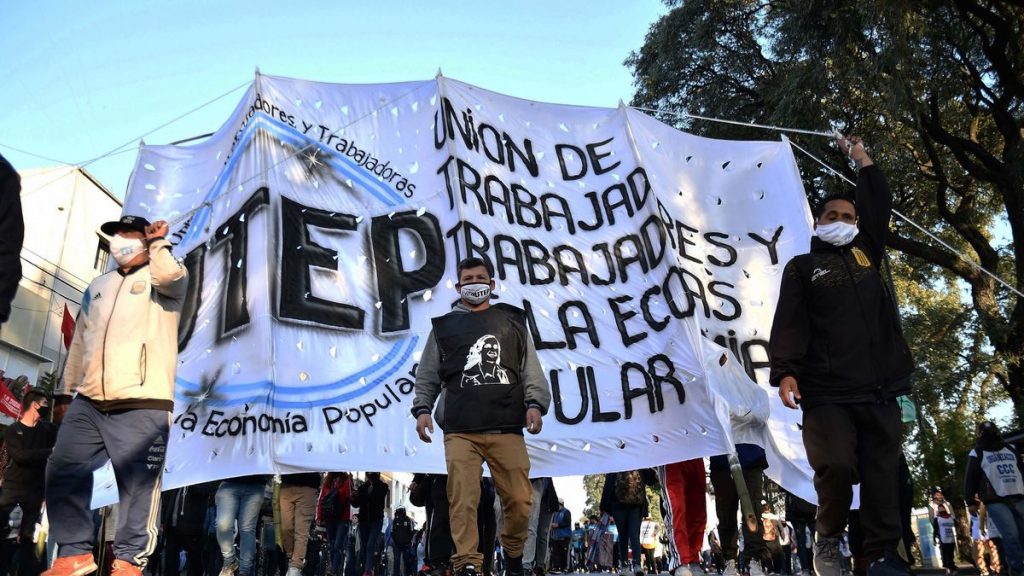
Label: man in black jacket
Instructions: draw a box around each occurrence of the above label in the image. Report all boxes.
[769,137,914,576]
[0,390,57,576]
[0,153,24,327]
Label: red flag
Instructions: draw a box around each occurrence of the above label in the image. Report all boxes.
[0,379,20,419]
[61,304,75,350]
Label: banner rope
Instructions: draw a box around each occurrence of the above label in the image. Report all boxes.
[632,107,839,138]
[16,80,252,200]
[787,138,1023,299]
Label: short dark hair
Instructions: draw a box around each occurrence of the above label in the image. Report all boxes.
[22,390,48,411]
[456,257,494,280]
[814,194,856,218]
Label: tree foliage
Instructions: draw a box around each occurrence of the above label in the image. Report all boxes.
[627,0,1022,504]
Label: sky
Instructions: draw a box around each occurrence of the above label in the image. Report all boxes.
[1,0,669,523]
[0,0,668,202]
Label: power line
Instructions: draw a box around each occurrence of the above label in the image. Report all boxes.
[0,143,73,165]
[631,105,1021,300]
[17,79,250,199]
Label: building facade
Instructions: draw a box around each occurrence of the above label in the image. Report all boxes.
[1,165,122,390]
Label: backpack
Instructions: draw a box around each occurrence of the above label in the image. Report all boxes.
[322,483,342,517]
[614,470,645,506]
[392,515,413,547]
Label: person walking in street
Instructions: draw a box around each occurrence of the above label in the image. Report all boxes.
[523,478,558,576]
[353,472,389,576]
[710,445,769,576]
[280,473,322,576]
[970,503,1001,576]
[660,459,707,576]
[0,390,57,576]
[319,472,354,576]
[601,469,658,576]
[549,500,572,573]
[216,475,269,576]
[45,215,188,576]
[412,257,552,576]
[965,421,1024,575]
[769,137,915,576]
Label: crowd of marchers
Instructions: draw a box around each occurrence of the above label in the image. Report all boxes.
[2,137,1024,576]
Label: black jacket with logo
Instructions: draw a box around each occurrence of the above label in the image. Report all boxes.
[768,165,914,409]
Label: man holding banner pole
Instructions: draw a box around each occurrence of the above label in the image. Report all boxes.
[412,257,552,576]
[769,137,914,576]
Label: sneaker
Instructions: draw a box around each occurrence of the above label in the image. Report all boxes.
[690,563,708,576]
[42,554,99,576]
[813,538,841,576]
[867,551,910,576]
[110,560,142,576]
[220,558,240,576]
[749,563,766,576]
[458,565,482,576]
[723,561,738,576]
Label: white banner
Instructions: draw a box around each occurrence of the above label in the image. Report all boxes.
[123,74,813,492]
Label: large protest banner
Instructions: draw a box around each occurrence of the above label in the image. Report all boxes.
[122,74,814,493]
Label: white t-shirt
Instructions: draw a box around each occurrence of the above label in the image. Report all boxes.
[937,516,956,545]
[971,513,985,540]
[975,447,1024,498]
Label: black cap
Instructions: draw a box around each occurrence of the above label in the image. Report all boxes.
[100,215,150,236]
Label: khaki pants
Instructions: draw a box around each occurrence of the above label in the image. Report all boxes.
[445,433,532,570]
[280,485,318,568]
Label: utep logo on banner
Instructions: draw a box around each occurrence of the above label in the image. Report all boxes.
[123,74,812,491]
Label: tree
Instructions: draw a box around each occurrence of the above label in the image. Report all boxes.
[626,0,1022,503]
[627,0,1022,421]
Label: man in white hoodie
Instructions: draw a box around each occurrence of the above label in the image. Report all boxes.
[44,215,187,576]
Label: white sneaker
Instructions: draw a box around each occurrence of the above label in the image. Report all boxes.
[723,561,738,576]
[748,563,766,576]
[286,567,302,576]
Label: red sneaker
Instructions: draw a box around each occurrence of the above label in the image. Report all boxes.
[111,560,142,576]
[42,554,98,576]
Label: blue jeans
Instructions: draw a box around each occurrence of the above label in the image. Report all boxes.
[987,499,1024,573]
[216,481,266,576]
[611,505,643,569]
[360,519,384,573]
[326,520,351,574]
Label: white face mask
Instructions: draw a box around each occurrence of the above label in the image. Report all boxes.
[459,283,491,305]
[815,221,859,247]
[109,235,147,266]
